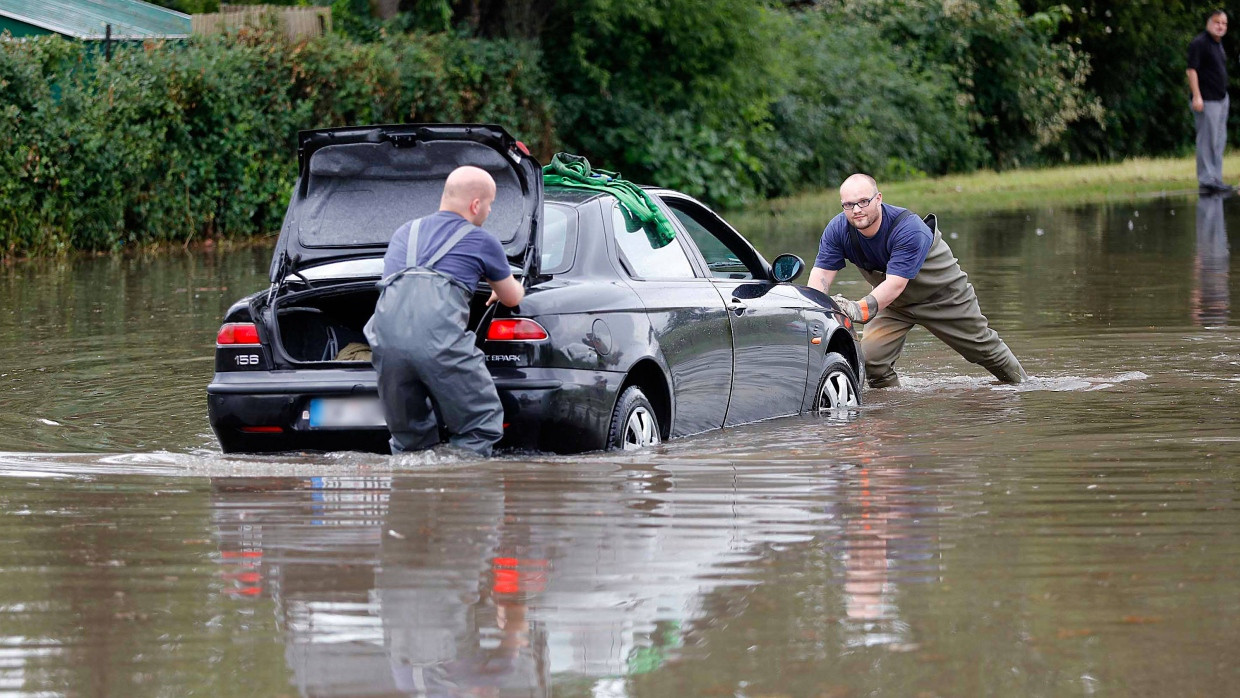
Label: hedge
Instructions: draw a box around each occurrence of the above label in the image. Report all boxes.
[0,29,553,256]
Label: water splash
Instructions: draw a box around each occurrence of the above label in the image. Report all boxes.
[897,371,1148,394]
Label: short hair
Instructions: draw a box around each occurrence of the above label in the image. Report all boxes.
[1209,9,1227,21]
[841,173,878,194]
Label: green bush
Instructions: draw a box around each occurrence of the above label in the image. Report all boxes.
[844,0,1104,169]
[0,30,553,256]
[760,16,985,197]
[534,0,1091,204]
[540,0,784,208]
[1017,1,1220,161]
[0,40,56,252]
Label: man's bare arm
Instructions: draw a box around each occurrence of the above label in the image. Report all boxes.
[868,274,910,312]
[486,275,524,307]
[807,267,838,295]
[1188,68,1204,112]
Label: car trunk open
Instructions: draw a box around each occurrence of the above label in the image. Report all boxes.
[270,283,500,365]
[260,124,542,366]
[270,124,543,283]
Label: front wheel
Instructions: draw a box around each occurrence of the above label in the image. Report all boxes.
[815,352,862,410]
[608,386,662,451]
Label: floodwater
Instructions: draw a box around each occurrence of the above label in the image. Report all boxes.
[1,194,1239,696]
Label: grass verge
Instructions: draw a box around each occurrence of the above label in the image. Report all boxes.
[740,153,1232,225]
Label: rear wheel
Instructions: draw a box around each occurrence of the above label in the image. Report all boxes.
[607,386,662,450]
[815,352,862,410]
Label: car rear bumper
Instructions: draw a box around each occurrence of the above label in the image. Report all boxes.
[207,367,623,455]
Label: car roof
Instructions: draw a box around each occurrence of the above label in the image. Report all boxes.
[545,186,608,205]
[546,183,670,206]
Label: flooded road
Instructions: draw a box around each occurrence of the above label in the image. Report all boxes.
[1,195,1239,696]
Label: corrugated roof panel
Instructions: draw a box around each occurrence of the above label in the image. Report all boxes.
[0,0,190,39]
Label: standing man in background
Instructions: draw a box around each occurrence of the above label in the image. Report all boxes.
[1188,10,1232,194]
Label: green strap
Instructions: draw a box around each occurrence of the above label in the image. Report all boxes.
[542,153,677,249]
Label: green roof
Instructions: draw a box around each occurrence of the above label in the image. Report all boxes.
[0,0,190,39]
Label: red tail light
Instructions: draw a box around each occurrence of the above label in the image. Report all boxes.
[217,322,261,345]
[486,319,548,341]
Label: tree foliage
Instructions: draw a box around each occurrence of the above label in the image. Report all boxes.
[835,0,1104,168]
[1017,1,1222,160]
[761,15,985,196]
[538,0,785,206]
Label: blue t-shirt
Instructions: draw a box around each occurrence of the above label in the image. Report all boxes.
[382,211,512,288]
[814,203,933,280]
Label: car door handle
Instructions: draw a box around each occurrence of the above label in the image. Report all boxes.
[728,299,747,316]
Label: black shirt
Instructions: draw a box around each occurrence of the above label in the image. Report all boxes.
[1188,31,1229,101]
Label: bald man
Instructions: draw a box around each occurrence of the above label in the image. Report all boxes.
[808,174,1026,388]
[364,166,524,456]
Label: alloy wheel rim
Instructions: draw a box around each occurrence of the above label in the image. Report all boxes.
[622,406,660,450]
[819,371,859,409]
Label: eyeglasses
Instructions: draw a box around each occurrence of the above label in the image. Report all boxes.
[841,193,879,211]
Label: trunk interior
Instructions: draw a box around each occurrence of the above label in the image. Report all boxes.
[272,285,497,365]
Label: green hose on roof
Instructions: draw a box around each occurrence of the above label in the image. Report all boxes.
[542,153,677,248]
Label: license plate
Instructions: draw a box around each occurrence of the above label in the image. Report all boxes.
[307,397,386,428]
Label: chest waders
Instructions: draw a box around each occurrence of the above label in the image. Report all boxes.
[364,219,504,456]
[847,213,1026,388]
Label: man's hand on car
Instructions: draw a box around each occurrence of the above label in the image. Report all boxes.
[831,294,878,324]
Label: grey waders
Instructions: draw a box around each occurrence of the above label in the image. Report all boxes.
[364,220,504,456]
[850,214,1027,388]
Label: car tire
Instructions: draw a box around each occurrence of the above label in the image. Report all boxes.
[814,352,862,410]
[607,386,662,451]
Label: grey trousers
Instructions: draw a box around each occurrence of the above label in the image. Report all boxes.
[1195,96,1229,189]
[858,228,1026,388]
[1195,194,1231,326]
[365,270,503,456]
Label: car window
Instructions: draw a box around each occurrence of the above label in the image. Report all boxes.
[610,204,696,279]
[541,205,576,274]
[663,198,762,280]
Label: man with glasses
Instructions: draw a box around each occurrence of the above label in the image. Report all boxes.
[808,173,1026,388]
[1188,10,1232,193]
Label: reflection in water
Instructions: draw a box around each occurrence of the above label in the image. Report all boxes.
[207,471,693,696]
[379,484,546,696]
[202,461,945,696]
[842,465,911,649]
[1194,194,1230,326]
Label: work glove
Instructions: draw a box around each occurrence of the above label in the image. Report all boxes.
[831,294,878,324]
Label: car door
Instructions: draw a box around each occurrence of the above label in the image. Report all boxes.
[606,202,733,437]
[659,195,810,427]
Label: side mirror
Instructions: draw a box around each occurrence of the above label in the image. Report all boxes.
[771,254,804,283]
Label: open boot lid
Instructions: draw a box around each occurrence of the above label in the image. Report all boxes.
[269,123,543,285]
